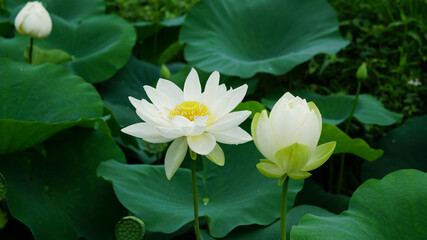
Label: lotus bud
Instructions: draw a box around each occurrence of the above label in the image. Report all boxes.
[15,1,52,39]
[251,92,336,184]
[356,62,368,80]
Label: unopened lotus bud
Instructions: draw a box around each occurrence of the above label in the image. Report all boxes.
[251,92,336,183]
[15,1,52,39]
[356,62,368,80]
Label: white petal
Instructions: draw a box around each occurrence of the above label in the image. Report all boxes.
[156,78,184,105]
[269,93,291,123]
[210,90,233,120]
[298,109,322,151]
[121,123,173,143]
[211,84,248,120]
[208,110,251,132]
[14,10,26,30]
[156,126,183,139]
[225,85,248,113]
[269,92,320,151]
[211,127,252,145]
[15,2,52,39]
[194,115,209,125]
[183,68,201,101]
[270,106,299,150]
[256,111,277,161]
[191,116,209,136]
[170,115,192,129]
[128,96,144,110]
[131,98,170,126]
[187,133,216,155]
[202,71,220,108]
[217,84,227,97]
[206,144,225,166]
[165,137,188,180]
[276,92,295,104]
[143,86,175,114]
[168,116,207,136]
[270,94,310,150]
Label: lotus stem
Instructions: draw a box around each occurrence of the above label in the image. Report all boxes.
[280,177,289,240]
[29,37,34,64]
[337,79,362,194]
[191,154,201,240]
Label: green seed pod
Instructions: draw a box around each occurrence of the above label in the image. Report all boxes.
[356,62,368,80]
[115,216,145,240]
[0,173,6,201]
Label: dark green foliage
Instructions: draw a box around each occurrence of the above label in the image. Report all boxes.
[105,0,199,22]
[311,0,427,118]
[0,173,6,201]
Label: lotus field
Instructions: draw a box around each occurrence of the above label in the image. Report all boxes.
[0,0,426,239]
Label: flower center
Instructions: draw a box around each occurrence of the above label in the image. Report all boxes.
[170,101,210,121]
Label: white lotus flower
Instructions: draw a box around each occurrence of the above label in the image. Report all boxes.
[251,92,336,183]
[15,1,52,39]
[122,68,252,180]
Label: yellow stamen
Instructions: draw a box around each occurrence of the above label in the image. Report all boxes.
[170,101,210,121]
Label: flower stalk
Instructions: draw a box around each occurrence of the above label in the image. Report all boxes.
[29,37,34,64]
[191,153,201,240]
[336,63,366,194]
[280,177,289,240]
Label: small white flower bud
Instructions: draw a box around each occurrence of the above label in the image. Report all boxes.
[15,1,52,39]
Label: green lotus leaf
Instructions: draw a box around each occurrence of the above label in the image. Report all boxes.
[24,45,73,65]
[0,14,136,83]
[362,115,427,180]
[200,205,333,240]
[319,123,383,161]
[46,14,136,83]
[99,57,160,127]
[294,179,350,215]
[236,101,266,119]
[0,13,12,37]
[98,142,304,238]
[170,66,259,95]
[102,106,158,165]
[179,0,349,78]
[291,169,427,240]
[158,41,184,64]
[263,89,403,126]
[5,0,105,22]
[133,15,185,40]
[0,128,126,240]
[0,32,28,61]
[0,59,103,154]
